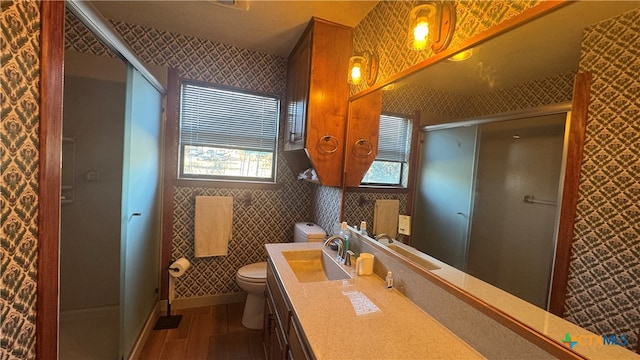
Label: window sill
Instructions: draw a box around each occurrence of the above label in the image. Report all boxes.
[174,178,282,190]
[345,186,409,193]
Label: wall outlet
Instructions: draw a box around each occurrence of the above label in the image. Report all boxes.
[398,215,411,236]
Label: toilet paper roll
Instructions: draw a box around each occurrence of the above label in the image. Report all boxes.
[169,257,190,278]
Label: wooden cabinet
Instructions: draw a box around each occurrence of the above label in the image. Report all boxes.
[344,91,382,187]
[264,259,312,360]
[283,17,353,187]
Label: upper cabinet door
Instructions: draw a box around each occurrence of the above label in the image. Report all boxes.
[284,29,311,152]
[344,91,382,187]
[283,18,353,187]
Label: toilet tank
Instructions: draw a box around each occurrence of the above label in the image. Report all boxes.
[293,222,326,242]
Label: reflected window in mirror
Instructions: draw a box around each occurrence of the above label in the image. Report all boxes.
[361,113,412,186]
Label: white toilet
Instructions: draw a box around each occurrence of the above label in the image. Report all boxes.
[236,261,268,329]
[236,222,326,329]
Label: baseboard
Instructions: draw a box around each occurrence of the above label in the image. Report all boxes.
[127,301,160,360]
[159,293,247,314]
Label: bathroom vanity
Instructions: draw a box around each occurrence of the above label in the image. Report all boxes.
[263,242,484,359]
[264,232,640,359]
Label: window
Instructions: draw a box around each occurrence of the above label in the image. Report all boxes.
[361,113,412,186]
[179,81,279,182]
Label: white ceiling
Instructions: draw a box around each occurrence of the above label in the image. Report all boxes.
[92,0,379,57]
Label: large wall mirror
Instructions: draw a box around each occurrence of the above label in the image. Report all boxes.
[347,0,639,353]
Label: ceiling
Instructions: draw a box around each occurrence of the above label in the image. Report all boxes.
[92,0,379,57]
[91,1,638,94]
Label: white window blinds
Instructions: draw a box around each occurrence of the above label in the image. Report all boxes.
[377,114,411,162]
[180,83,279,151]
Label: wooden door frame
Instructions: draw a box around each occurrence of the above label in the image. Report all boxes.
[548,72,591,316]
[37,1,65,358]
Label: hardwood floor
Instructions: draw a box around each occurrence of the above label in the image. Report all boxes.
[139,302,265,360]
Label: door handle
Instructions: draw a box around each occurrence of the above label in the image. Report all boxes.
[128,212,142,221]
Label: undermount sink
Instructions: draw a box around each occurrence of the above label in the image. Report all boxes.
[386,244,440,271]
[282,249,351,283]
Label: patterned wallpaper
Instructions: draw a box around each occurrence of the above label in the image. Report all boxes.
[352,0,541,93]
[467,71,575,117]
[564,8,640,351]
[0,1,40,359]
[381,71,575,124]
[311,185,342,235]
[102,20,317,298]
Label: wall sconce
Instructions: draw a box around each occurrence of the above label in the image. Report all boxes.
[407,1,456,53]
[347,50,379,87]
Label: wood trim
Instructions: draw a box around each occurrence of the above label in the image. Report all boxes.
[637,327,640,354]
[350,0,568,102]
[549,72,592,316]
[37,1,65,358]
[403,110,422,245]
[160,68,180,299]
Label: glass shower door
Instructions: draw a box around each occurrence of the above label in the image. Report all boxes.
[120,64,163,358]
[412,125,478,270]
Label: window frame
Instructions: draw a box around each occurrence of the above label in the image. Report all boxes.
[360,112,413,187]
[177,79,280,184]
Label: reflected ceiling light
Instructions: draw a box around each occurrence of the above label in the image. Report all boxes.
[347,50,379,87]
[448,49,473,62]
[407,1,456,53]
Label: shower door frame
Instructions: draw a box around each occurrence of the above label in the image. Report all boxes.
[414,101,573,311]
[37,2,167,358]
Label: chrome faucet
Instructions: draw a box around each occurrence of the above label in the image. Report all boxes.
[324,235,348,265]
[375,233,393,243]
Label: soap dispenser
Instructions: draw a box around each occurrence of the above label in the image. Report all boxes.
[339,221,350,252]
[359,221,368,236]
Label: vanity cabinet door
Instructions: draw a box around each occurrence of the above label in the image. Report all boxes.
[288,316,311,360]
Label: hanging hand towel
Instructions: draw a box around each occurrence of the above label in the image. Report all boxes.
[195,196,233,257]
[373,199,400,239]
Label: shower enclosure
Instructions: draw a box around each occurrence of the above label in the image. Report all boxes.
[412,111,568,309]
[59,7,164,359]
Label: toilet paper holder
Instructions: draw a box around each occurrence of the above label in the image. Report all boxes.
[154,258,190,330]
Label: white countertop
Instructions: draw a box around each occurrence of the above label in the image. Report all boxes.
[266,242,486,360]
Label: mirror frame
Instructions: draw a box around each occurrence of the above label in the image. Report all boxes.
[346,0,595,357]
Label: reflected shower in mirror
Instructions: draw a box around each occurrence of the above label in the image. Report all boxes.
[413,111,568,309]
[350,0,639,310]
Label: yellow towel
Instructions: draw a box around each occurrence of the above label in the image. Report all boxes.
[195,196,233,257]
[373,199,399,239]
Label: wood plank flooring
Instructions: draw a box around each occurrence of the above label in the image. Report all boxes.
[139,302,265,360]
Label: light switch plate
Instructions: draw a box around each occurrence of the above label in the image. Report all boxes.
[398,215,411,235]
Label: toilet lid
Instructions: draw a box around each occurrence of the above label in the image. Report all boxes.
[238,262,267,281]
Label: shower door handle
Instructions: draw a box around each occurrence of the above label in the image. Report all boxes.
[128,212,142,221]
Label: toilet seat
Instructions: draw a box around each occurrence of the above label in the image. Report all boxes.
[237,262,267,283]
